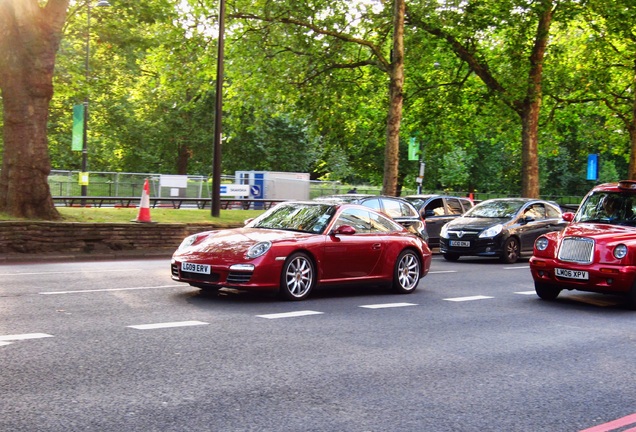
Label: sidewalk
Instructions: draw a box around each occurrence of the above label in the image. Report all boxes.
[0,248,175,264]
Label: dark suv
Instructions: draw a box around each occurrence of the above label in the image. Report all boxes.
[314,194,428,243]
[404,195,474,247]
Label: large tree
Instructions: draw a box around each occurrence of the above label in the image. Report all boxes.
[230,0,406,195]
[407,0,576,198]
[0,0,68,219]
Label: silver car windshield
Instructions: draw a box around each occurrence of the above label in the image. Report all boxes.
[575,192,636,225]
[464,200,525,219]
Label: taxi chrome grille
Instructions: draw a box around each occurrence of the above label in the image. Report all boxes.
[557,237,594,264]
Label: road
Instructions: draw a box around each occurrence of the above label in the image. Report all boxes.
[1,255,634,432]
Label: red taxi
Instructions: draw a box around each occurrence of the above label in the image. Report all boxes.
[530,180,636,308]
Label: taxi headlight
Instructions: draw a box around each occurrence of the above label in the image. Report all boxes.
[614,244,628,259]
[535,237,549,251]
[479,224,503,238]
[247,241,272,259]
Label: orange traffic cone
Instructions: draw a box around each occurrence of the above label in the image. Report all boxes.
[133,179,153,223]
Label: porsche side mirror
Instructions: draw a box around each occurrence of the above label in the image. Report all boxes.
[331,225,356,235]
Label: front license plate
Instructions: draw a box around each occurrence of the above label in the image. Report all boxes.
[181,262,211,274]
[450,240,470,247]
[555,268,589,280]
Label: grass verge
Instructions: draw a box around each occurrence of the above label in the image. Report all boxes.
[0,207,266,225]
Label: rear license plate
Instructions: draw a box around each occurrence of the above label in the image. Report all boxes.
[450,240,470,247]
[555,268,588,280]
[181,262,211,274]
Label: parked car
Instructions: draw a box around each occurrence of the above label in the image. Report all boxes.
[171,201,432,301]
[439,198,566,263]
[404,194,474,247]
[314,194,428,243]
[530,180,636,307]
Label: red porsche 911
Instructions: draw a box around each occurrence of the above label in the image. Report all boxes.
[171,201,432,300]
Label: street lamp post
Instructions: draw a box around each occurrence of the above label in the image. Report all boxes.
[211,0,226,217]
[81,0,110,198]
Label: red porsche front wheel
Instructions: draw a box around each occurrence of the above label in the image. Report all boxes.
[280,252,315,301]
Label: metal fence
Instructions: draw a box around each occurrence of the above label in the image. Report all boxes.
[47,170,583,205]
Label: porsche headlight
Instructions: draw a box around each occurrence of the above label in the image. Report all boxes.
[614,244,628,259]
[479,224,503,238]
[535,237,549,251]
[178,234,198,250]
[246,241,272,259]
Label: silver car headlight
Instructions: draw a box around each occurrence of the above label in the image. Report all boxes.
[614,244,628,259]
[246,241,272,259]
[479,224,503,238]
[440,224,449,239]
[535,237,549,251]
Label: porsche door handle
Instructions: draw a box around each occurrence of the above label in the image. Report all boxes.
[372,243,381,250]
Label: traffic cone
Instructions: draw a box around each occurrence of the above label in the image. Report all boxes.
[133,179,153,223]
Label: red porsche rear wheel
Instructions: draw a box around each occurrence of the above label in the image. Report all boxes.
[392,250,421,294]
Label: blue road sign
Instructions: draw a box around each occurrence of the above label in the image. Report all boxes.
[587,154,599,181]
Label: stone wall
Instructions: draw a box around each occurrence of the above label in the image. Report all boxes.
[0,221,224,255]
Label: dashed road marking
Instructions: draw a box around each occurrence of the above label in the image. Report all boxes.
[40,285,183,295]
[128,321,209,330]
[515,291,536,295]
[0,333,53,346]
[444,295,494,302]
[359,302,418,309]
[257,311,324,319]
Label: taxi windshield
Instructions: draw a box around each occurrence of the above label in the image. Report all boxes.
[575,191,636,225]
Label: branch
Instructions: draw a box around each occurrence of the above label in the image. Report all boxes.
[229,12,390,73]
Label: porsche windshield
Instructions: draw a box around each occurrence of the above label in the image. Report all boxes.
[464,200,525,219]
[249,203,336,233]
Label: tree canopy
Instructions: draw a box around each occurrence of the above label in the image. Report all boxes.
[0,0,634,219]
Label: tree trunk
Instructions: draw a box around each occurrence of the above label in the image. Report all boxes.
[628,58,636,180]
[0,0,68,219]
[382,0,405,197]
[519,1,553,198]
[520,102,541,197]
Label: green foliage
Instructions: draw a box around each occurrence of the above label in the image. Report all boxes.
[12,0,634,200]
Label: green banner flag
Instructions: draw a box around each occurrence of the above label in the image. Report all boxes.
[72,104,84,151]
[408,137,419,161]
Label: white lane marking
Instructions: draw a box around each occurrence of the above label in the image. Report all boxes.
[444,295,494,302]
[257,311,324,319]
[0,333,54,342]
[515,291,536,295]
[40,285,183,295]
[0,269,144,276]
[128,321,208,330]
[428,270,457,274]
[360,302,418,309]
[504,266,530,270]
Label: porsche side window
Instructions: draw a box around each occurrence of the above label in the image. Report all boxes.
[368,212,398,233]
[335,209,372,233]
